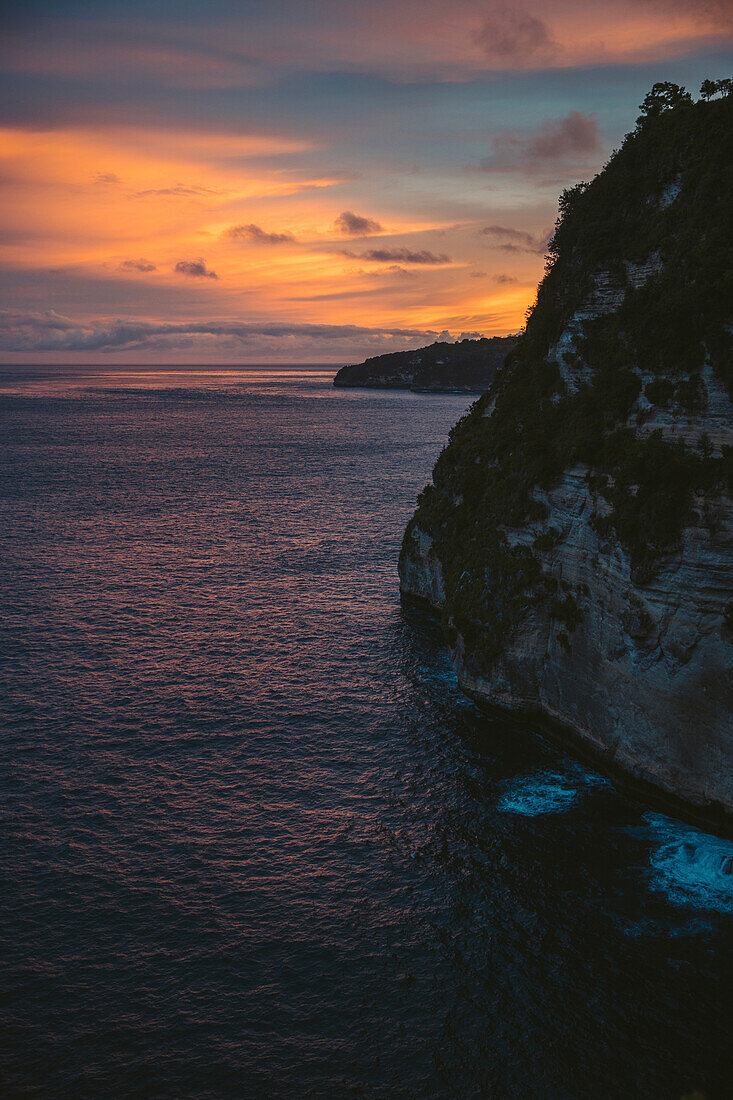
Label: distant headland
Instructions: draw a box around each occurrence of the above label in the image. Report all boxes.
[333,335,518,393]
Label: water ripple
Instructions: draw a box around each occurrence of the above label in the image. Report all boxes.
[1,368,730,1098]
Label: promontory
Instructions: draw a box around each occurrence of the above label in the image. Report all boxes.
[399,84,733,831]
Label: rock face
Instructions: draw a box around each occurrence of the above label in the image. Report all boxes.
[333,335,517,392]
[399,93,733,829]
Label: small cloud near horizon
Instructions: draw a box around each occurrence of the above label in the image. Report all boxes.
[480,225,549,254]
[225,224,296,244]
[174,259,218,279]
[341,247,449,264]
[94,172,120,185]
[0,309,446,355]
[119,259,156,272]
[485,111,601,170]
[493,272,519,284]
[135,184,221,198]
[334,211,383,236]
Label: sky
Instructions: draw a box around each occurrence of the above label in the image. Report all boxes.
[1,0,731,363]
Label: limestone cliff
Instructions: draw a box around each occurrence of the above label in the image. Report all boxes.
[399,89,733,829]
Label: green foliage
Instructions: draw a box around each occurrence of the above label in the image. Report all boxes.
[700,78,732,101]
[644,378,674,406]
[541,94,732,395]
[402,87,733,675]
[589,429,728,579]
[334,335,517,391]
[533,527,561,551]
[637,82,693,124]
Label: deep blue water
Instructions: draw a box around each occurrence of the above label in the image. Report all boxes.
[1,365,731,1099]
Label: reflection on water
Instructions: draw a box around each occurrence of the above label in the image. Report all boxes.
[1,366,730,1098]
[0,363,335,396]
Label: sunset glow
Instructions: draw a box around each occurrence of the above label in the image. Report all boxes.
[2,0,731,361]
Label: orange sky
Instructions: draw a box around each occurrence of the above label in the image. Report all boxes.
[1,0,731,361]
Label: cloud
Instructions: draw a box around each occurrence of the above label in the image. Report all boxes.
[469,269,518,283]
[642,0,733,30]
[334,211,383,236]
[0,309,445,355]
[341,247,450,264]
[691,0,733,24]
[174,259,218,279]
[526,111,600,159]
[119,259,157,272]
[486,111,601,170]
[94,172,120,185]
[480,225,549,254]
[134,185,220,198]
[473,7,556,65]
[224,223,296,244]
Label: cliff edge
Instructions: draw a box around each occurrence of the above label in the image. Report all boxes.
[399,86,733,829]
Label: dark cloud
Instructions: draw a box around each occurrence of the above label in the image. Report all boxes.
[526,111,600,159]
[334,211,383,236]
[174,259,218,279]
[0,310,442,354]
[485,111,601,170]
[692,0,733,23]
[94,172,120,185]
[642,0,733,29]
[386,264,418,278]
[119,259,157,272]
[225,223,295,244]
[469,269,518,282]
[473,7,555,64]
[480,225,549,254]
[134,185,220,198]
[341,247,449,264]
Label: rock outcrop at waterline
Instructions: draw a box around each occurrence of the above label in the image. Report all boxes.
[333,335,517,392]
[399,87,733,827]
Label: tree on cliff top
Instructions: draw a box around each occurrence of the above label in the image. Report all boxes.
[636,82,693,124]
[700,77,732,100]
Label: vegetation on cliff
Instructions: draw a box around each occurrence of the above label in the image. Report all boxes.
[333,335,517,391]
[402,83,733,670]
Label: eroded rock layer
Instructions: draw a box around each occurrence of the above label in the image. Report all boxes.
[400,93,733,825]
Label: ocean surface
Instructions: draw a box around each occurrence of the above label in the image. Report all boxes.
[1,365,731,1099]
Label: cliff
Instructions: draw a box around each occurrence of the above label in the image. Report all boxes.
[333,335,517,392]
[399,88,733,830]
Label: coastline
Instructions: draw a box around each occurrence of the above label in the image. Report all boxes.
[401,589,733,840]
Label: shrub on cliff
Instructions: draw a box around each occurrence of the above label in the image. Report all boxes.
[402,83,732,671]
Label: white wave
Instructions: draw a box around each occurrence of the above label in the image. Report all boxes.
[645,813,733,913]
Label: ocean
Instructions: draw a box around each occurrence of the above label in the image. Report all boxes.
[1,365,731,1098]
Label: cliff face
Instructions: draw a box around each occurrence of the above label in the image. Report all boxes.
[399,93,733,828]
[333,335,517,392]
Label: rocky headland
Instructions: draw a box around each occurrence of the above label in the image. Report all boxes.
[333,335,517,392]
[399,85,733,832]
